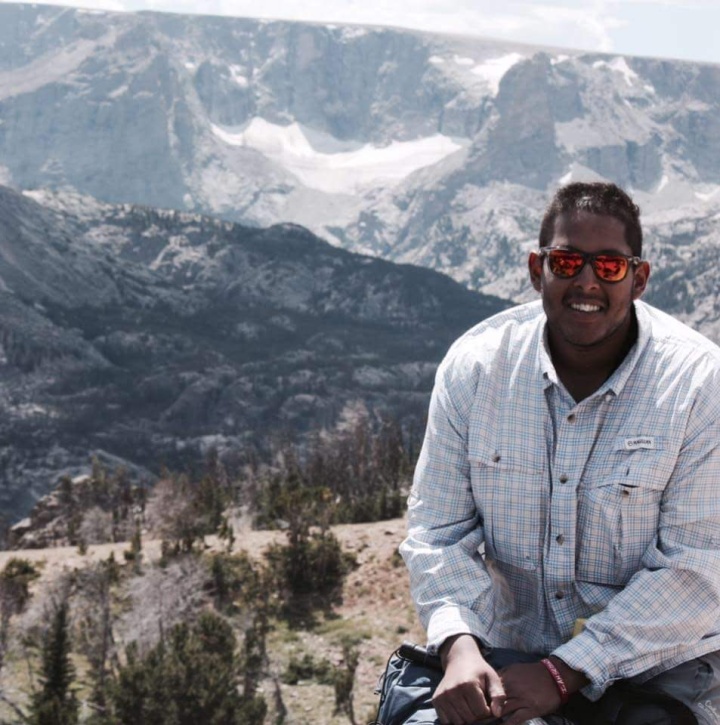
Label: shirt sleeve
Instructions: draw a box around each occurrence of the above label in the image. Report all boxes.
[554,379,720,699]
[399,350,495,652]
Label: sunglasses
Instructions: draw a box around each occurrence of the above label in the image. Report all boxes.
[538,247,643,284]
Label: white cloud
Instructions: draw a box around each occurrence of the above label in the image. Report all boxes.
[0,0,621,51]
[0,0,127,8]
[525,2,624,53]
[0,0,716,63]
[166,0,625,56]
[609,0,718,5]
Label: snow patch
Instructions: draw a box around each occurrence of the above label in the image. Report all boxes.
[341,27,368,40]
[657,174,669,192]
[11,403,57,419]
[149,234,205,271]
[610,57,638,86]
[695,186,720,201]
[453,55,475,66]
[551,55,569,65]
[229,65,248,88]
[592,57,638,86]
[429,56,445,64]
[471,53,524,94]
[211,118,466,194]
[555,163,606,185]
[108,84,129,99]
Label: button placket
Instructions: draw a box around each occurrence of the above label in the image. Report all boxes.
[547,403,586,609]
[548,393,611,634]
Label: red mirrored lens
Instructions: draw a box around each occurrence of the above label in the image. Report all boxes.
[547,251,585,278]
[593,255,628,282]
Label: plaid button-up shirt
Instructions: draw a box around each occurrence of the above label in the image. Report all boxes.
[400,300,720,699]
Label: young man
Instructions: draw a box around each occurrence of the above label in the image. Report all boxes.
[399,183,720,724]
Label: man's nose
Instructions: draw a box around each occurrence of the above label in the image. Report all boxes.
[573,260,600,288]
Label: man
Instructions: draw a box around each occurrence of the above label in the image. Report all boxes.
[399,182,720,724]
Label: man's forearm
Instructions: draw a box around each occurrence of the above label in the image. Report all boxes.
[439,633,485,669]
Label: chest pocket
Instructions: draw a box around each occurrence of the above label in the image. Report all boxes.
[577,441,673,586]
[468,432,546,572]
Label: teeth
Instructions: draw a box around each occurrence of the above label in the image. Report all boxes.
[570,303,601,313]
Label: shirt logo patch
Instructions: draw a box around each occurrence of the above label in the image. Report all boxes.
[624,436,655,450]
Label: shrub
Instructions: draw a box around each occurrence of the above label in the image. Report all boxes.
[109,611,265,725]
[265,529,356,624]
[207,552,267,613]
[281,652,334,685]
[0,557,41,614]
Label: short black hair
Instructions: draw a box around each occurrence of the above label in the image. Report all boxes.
[539,182,643,256]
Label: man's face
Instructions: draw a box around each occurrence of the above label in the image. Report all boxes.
[528,211,650,353]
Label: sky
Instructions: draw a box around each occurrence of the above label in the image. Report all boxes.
[0,0,718,65]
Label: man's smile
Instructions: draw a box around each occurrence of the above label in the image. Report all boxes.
[567,300,604,313]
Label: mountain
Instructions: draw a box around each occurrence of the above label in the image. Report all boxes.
[1,4,720,520]
[0,4,718,340]
[0,184,508,522]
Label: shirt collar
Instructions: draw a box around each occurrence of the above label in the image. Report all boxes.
[537,300,652,398]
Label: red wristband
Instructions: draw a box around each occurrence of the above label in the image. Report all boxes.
[540,658,570,705]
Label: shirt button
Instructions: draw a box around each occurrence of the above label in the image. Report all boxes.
[559,474,569,484]
[555,591,565,600]
[492,454,501,463]
[556,534,565,545]
[567,414,576,422]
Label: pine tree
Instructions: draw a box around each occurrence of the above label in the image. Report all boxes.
[29,599,79,725]
[109,611,266,724]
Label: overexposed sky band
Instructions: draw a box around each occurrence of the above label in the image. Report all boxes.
[0,0,718,64]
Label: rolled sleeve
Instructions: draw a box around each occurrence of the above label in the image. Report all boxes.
[400,352,495,650]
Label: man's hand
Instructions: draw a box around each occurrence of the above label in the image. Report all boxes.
[496,662,561,724]
[432,634,506,725]
[499,657,589,725]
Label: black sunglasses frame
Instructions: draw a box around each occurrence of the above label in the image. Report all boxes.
[538,246,643,284]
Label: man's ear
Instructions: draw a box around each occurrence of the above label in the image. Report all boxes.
[528,252,543,293]
[632,261,650,300]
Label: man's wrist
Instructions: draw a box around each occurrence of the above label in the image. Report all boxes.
[548,655,589,695]
[439,633,486,669]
